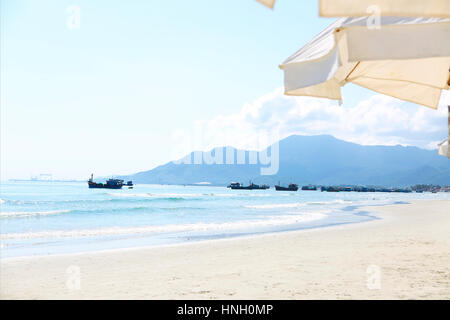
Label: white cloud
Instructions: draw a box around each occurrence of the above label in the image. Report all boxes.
[176,88,449,152]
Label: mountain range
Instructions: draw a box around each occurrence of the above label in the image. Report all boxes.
[118,135,450,187]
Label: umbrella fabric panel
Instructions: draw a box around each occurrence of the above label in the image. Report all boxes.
[256,0,276,9]
[441,106,450,158]
[337,21,450,62]
[352,75,444,108]
[349,58,450,108]
[281,17,450,65]
[439,140,449,157]
[319,0,450,18]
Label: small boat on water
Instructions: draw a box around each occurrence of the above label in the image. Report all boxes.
[321,186,339,192]
[88,174,132,189]
[228,182,241,189]
[275,183,299,191]
[301,185,317,191]
[228,182,270,190]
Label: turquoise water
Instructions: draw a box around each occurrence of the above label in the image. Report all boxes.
[1,181,449,258]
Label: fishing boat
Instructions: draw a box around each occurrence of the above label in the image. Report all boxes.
[227,182,241,188]
[88,174,129,189]
[275,183,299,191]
[228,182,269,190]
[321,186,339,192]
[301,185,317,191]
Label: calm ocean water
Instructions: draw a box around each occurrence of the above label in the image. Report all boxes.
[1,181,449,258]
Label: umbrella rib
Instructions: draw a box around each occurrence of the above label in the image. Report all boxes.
[344,61,360,82]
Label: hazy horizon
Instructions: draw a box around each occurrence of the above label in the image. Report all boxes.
[3,132,445,182]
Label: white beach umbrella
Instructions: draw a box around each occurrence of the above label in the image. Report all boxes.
[279,16,450,109]
[319,0,450,18]
[316,1,450,159]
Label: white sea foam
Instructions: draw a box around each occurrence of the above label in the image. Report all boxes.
[0,212,327,240]
[107,193,204,198]
[107,192,274,199]
[199,193,273,198]
[224,193,272,197]
[245,199,351,209]
[306,199,351,205]
[245,202,307,209]
[0,209,71,218]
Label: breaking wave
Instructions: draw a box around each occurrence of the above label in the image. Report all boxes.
[106,193,203,200]
[306,199,351,205]
[245,199,351,209]
[1,212,327,240]
[0,209,71,218]
[245,202,306,209]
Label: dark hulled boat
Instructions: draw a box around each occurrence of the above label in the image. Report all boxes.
[301,185,317,191]
[228,182,269,190]
[275,183,299,191]
[251,183,270,190]
[321,186,339,192]
[88,174,128,189]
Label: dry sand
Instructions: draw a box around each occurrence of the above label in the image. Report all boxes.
[1,200,449,299]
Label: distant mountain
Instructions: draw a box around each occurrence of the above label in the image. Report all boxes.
[118,135,450,187]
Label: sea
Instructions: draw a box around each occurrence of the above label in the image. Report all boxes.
[1,181,449,258]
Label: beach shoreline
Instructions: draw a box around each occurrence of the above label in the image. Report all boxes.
[0,200,383,262]
[1,200,449,299]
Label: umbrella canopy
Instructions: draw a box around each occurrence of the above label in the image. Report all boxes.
[319,0,450,18]
[256,0,275,9]
[279,16,450,109]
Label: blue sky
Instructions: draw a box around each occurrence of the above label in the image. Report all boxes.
[1,0,448,180]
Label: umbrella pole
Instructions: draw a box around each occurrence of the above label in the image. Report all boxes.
[448,106,450,157]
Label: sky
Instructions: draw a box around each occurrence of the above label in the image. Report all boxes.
[1,0,449,180]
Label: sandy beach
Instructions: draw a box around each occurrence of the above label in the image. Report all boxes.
[1,200,449,300]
